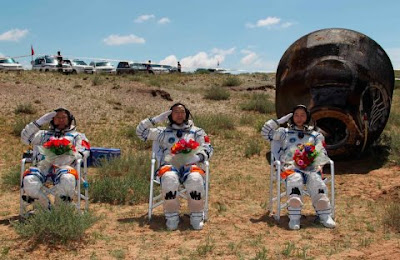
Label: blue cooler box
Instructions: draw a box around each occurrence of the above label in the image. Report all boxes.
[88,147,121,167]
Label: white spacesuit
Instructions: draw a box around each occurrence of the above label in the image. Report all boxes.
[21,108,90,209]
[261,105,336,230]
[136,103,213,230]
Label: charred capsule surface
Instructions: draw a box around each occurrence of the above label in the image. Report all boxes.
[276,28,394,156]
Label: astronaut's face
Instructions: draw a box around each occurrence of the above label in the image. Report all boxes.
[171,105,186,125]
[53,111,69,130]
[293,108,307,127]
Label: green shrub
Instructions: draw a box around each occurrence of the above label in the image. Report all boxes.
[222,76,241,87]
[244,139,262,158]
[14,103,36,115]
[389,131,400,164]
[395,79,400,90]
[92,75,103,86]
[13,203,97,245]
[382,202,400,233]
[195,69,211,74]
[387,110,400,127]
[90,152,150,205]
[1,165,20,188]
[195,113,235,135]
[12,117,34,136]
[125,126,152,150]
[204,85,230,100]
[148,78,161,87]
[240,93,275,114]
[238,114,267,132]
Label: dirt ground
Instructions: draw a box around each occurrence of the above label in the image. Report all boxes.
[0,71,399,260]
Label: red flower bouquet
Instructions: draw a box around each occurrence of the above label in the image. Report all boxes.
[38,137,78,169]
[43,138,76,155]
[171,139,199,155]
[165,139,203,168]
[292,142,318,169]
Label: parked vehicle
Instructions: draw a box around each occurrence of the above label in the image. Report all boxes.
[150,64,170,74]
[162,65,179,73]
[132,63,148,72]
[63,59,94,74]
[195,68,230,74]
[116,61,148,74]
[90,61,114,74]
[0,57,23,71]
[116,61,134,74]
[31,55,72,73]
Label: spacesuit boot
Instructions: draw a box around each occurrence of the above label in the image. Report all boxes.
[165,212,179,231]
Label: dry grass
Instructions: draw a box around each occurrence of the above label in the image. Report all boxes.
[0,70,399,259]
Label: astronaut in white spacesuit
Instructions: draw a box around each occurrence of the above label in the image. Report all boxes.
[21,108,90,209]
[136,103,213,230]
[261,105,336,230]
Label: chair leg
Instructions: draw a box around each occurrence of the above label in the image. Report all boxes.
[20,159,27,218]
[148,158,156,221]
[330,160,335,218]
[204,161,210,221]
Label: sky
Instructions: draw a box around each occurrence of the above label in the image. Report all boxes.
[1,0,400,72]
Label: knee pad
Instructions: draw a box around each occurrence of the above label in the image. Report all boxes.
[286,172,303,195]
[185,172,204,195]
[23,175,43,199]
[56,173,76,198]
[312,193,330,211]
[23,175,49,208]
[185,173,205,213]
[161,172,180,213]
[161,171,179,194]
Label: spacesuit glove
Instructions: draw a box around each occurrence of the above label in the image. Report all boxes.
[36,111,57,126]
[151,110,172,124]
[277,113,293,125]
[185,154,202,166]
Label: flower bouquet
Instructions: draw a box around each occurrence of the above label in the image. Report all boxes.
[37,137,77,170]
[288,142,329,170]
[164,139,203,169]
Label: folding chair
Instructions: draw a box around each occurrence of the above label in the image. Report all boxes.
[19,151,90,218]
[268,140,335,222]
[148,141,210,221]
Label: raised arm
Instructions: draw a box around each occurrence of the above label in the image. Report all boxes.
[21,111,57,145]
[136,110,172,141]
[261,113,293,141]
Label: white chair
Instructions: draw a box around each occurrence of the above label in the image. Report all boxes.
[268,140,335,222]
[148,141,210,221]
[19,151,90,218]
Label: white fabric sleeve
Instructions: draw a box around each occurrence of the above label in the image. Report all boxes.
[21,121,44,145]
[261,119,285,141]
[315,132,329,158]
[136,118,162,141]
[195,128,213,162]
[74,133,90,160]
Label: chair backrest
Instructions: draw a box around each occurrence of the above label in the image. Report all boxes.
[270,139,283,163]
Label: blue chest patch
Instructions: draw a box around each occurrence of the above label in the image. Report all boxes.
[168,137,175,144]
[289,137,296,143]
